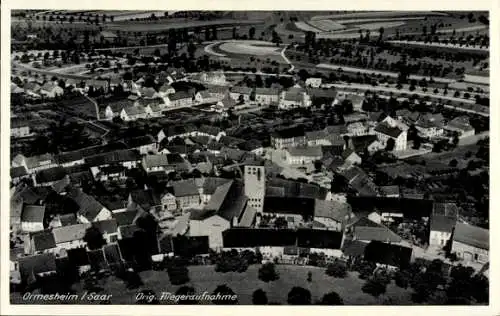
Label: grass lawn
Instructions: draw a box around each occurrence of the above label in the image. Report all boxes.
[29,264,415,305]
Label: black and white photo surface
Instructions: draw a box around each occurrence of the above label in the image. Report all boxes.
[8,9,490,306]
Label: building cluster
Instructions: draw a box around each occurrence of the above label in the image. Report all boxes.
[10,154,489,286]
[9,56,489,292]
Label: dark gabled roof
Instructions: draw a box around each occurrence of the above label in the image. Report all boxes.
[220,135,245,147]
[353,224,402,243]
[222,228,297,248]
[430,203,458,233]
[231,85,253,95]
[21,204,46,223]
[32,230,56,251]
[113,210,139,227]
[342,239,367,257]
[238,139,263,151]
[67,247,90,266]
[453,223,489,250]
[263,196,315,220]
[18,253,57,284]
[172,235,209,257]
[255,88,279,96]
[129,190,161,211]
[215,180,247,222]
[296,229,343,249]
[198,125,221,137]
[161,124,196,138]
[374,122,403,138]
[314,199,351,222]
[85,149,140,167]
[347,196,434,219]
[52,223,90,244]
[266,178,327,200]
[35,167,67,184]
[125,135,156,148]
[59,213,78,226]
[119,224,142,239]
[350,135,379,153]
[92,219,118,235]
[220,147,248,162]
[283,91,304,102]
[11,166,28,178]
[172,179,199,197]
[364,241,413,268]
[68,188,106,221]
[272,125,305,139]
[56,143,128,164]
[169,90,192,101]
[308,88,337,99]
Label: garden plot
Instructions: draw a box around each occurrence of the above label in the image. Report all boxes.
[307,19,346,32]
[311,11,448,21]
[316,63,457,83]
[294,21,322,33]
[354,21,406,30]
[339,16,427,24]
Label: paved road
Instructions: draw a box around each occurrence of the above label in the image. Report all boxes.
[281,46,295,73]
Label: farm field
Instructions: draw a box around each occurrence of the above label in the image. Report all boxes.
[310,11,449,21]
[316,63,457,83]
[106,19,265,33]
[10,265,414,304]
[387,40,488,52]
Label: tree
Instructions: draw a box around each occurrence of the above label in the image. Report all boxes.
[212,284,238,305]
[449,159,458,167]
[452,132,460,147]
[287,287,312,305]
[412,137,421,150]
[166,259,190,285]
[307,271,312,282]
[83,226,106,250]
[362,277,387,297]
[318,291,343,305]
[252,289,268,305]
[378,27,385,43]
[394,269,411,289]
[249,27,256,40]
[175,286,197,304]
[325,260,347,278]
[258,263,280,282]
[385,138,395,151]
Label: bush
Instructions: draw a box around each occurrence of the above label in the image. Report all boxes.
[287,286,312,305]
[166,259,190,285]
[212,284,238,305]
[318,291,344,305]
[374,268,392,285]
[362,277,387,297]
[258,263,280,283]
[325,260,348,278]
[394,270,411,289]
[215,251,249,273]
[353,260,376,279]
[252,289,268,305]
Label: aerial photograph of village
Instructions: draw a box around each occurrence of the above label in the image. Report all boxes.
[8,10,489,305]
